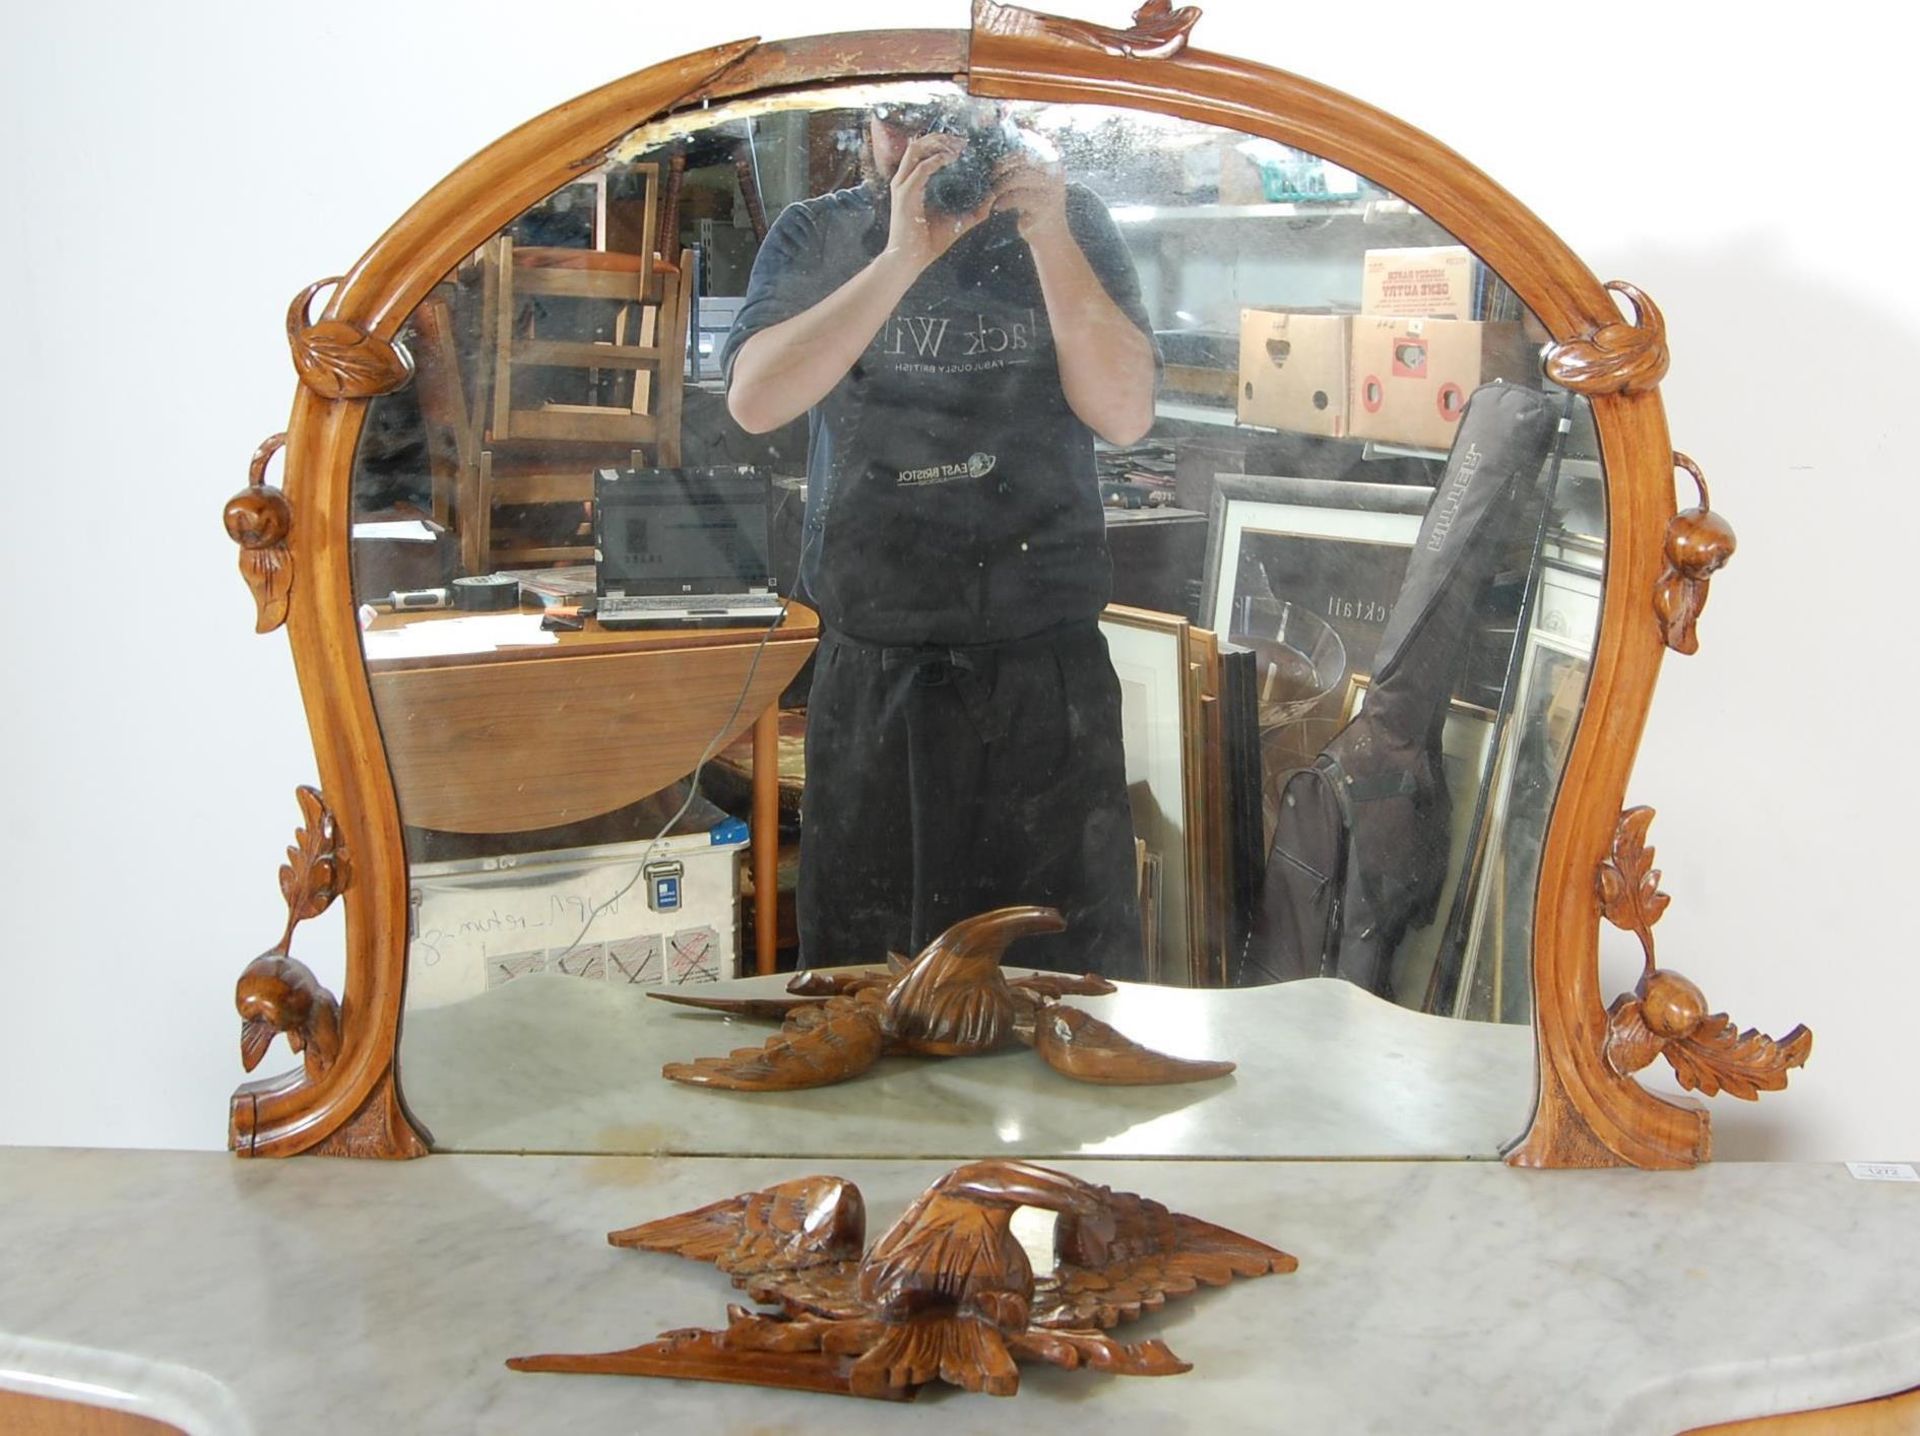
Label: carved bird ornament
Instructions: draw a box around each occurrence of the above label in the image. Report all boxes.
[651,905,1236,1090]
[509,1159,1295,1400]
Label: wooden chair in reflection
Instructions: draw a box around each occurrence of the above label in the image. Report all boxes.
[449,161,690,570]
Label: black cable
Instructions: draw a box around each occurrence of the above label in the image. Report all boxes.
[545,476,820,966]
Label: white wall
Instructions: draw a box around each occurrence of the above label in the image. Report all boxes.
[1,2,1911,1160]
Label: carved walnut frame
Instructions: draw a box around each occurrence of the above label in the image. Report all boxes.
[227,2,1803,1166]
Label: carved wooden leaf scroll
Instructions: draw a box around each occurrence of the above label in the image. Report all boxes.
[1604,993,1666,1078]
[1664,1014,1813,1100]
[1596,806,1670,971]
[280,785,349,928]
[1655,453,1737,656]
[222,433,294,633]
[1608,987,1813,1100]
[1544,280,1670,396]
[286,276,415,399]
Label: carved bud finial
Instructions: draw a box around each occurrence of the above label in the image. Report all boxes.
[235,787,350,1079]
[286,276,415,399]
[1598,808,1811,1100]
[1544,281,1670,396]
[1655,453,1736,655]
[223,433,294,633]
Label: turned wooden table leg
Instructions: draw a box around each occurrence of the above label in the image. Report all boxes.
[753,704,778,976]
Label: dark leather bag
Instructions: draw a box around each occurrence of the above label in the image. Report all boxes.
[1253,382,1559,995]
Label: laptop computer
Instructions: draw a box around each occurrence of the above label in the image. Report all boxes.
[592,467,786,629]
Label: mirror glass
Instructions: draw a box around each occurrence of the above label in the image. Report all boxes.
[346,79,1605,1159]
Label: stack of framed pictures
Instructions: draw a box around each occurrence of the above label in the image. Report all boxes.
[1198,475,1432,855]
[1097,605,1260,987]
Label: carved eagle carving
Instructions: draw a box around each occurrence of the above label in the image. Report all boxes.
[652,905,1236,1090]
[509,1160,1295,1400]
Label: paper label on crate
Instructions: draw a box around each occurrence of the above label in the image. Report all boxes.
[607,935,663,985]
[667,926,722,985]
[1362,246,1476,319]
[1846,1162,1919,1182]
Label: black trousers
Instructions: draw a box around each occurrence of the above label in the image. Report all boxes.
[797,621,1145,981]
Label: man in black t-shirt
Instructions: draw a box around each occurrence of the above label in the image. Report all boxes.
[722,98,1159,979]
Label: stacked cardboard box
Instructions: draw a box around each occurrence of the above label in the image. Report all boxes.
[1348,245,1536,450]
[1235,245,1540,452]
[1236,309,1350,438]
[1347,314,1536,450]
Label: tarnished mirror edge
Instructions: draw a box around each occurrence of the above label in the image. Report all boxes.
[225,5,1800,1165]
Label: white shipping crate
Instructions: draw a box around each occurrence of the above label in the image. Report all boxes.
[406,821,748,1009]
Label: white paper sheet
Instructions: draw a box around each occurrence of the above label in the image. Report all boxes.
[362,614,558,661]
[351,519,439,543]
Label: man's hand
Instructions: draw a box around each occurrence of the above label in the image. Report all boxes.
[991,149,1071,249]
[884,133,994,272]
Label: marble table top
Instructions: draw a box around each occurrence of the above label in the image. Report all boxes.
[398,973,1538,1158]
[1,1149,1915,1435]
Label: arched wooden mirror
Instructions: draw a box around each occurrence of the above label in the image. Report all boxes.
[224,0,1808,1167]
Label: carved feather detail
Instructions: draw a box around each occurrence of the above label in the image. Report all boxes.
[286,277,415,399]
[660,992,889,1089]
[1008,972,1118,1000]
[1544,280,1670,396]
[610,1175,867,1291]
[1006,1325,1190,1375]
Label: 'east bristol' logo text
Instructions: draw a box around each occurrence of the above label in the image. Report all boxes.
[899,453,999,487]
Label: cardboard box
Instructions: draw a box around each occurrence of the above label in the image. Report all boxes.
[1237,309,1350,437]
[1361,245,1478,320]
[1347,317,1536,451]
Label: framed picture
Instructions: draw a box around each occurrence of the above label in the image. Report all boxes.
[1453,629,1594,1023]
[1338,674,1498,1011]
[1200,474,1433,848]
[1098,604,1207,984]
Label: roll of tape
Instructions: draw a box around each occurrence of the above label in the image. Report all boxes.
[452,574,520,612]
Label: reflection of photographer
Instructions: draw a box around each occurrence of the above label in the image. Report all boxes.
[722,96,1160,979]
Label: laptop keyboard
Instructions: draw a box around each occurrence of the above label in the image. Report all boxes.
[598,593,783,618]
[599,594,728,613]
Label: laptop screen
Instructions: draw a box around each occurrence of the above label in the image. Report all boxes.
[594,467,773,597]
